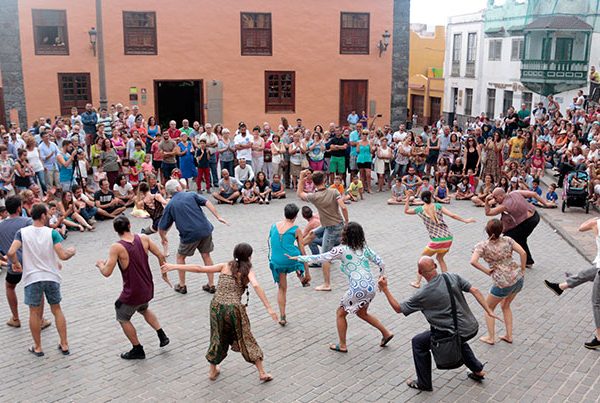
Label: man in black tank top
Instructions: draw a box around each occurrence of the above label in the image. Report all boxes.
[96,216,171,359]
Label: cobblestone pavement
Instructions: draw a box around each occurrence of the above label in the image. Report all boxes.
[1,191,599,402]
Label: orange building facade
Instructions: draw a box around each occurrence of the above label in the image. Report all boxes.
[1,0,403,130]
[407,24,445,126]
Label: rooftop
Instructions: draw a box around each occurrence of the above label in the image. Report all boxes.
[524,15,593,31]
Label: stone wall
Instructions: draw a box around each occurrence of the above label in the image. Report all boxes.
[0,0,27,128]
[390,0,410,128]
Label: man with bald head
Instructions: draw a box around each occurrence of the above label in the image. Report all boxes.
[378,257,498,392]
[485,187,552,267]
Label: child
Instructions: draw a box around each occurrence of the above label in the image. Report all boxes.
[170,169,188,191]
[289,222,393,353]
[455,176,475,200]
[0,205,7,221]
[254,171,271,204]
[141,154,154,180]
[121,158,132,179]
[74,150,89,189]
[416,176,434,200]
[545,183,558,208]
[529,178,543,206]
[303,173,315,193]
[466,169,479,194]
[531,148,545,178]
[47,201,67,238]
[271,174,286,199]
[132,141,146,173]
[129,162,140,188]
[195,139,211,193]
[242,180,258,204]
[268,204,310,326]
[387,178,406,205]
[347,176,364,202]
[329,175,345,195]
[433,178,450,204]
[161,243,277,382]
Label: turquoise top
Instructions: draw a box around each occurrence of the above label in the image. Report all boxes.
[58,152,73,183]
[268,224,304,283]
[357,143,372,164]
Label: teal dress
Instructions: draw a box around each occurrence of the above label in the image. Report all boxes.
[357,144,372,164]
[268,224,304,283]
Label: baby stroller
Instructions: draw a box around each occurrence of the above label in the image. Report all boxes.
[562,170,590,213]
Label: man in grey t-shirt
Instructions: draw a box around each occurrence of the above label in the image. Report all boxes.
[378,256,499,392]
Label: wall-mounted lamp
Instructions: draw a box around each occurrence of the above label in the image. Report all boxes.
[378,30,391,57]
[88,27,97,56]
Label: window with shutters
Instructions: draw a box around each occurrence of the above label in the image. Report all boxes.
[241,13,272,56]
[58,73,92,116]
[32,9,69,55]
[486,89,496,119]
[265,71,295,113]
[488,39,502,61]
[451,33,462,76]
[123,11,157,55]
[511,38,524,61]
[340,12,370,54]
[465,88,473,116]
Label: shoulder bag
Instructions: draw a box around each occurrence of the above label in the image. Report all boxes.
[430,273,464,370]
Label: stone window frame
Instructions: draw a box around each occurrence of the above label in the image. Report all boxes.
[32,9,69,56]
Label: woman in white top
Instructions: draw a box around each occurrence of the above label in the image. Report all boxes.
[375,137,392,192]
[25,137,46,193]
[270,134,286,181]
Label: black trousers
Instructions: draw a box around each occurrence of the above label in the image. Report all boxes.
[504,211,540,265]
[412,329,483,390]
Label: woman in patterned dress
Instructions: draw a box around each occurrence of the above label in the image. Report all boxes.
[405,189,476,288]
[161,243,277,382]
[481,132,504,183]
[470,219,526,345]
[289,222,394,353]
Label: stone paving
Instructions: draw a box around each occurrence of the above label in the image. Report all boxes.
[0,191,599,402]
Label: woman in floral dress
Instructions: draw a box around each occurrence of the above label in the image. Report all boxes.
[481,132,504,183]
[289,222,394,353]
[161,243,277,382]
[470,219,527,345]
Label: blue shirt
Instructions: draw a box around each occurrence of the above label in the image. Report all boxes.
[546,191,558,202]
[158,192,214,244]
[0,216,32,273]
[349,130,360,156]
[347,113,359,125]
[38,142,59,170]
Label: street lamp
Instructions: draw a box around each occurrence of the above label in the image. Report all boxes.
[378,30,391,57]
[88,27,97,56]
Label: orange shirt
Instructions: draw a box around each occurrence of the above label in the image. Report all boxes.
[329,183,344,194]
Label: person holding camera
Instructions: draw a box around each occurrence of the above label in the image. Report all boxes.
[56,140,76,192]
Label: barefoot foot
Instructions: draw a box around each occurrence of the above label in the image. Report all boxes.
[208,366,221,381]
[499,335,513,344]
[479,336,495,345]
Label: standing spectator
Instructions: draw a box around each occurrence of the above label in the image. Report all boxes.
[100,138,120,188]
[6,203,76,357]
[378,256,498,391]
[25,137,45,193]
[56,140,76,192]
[167,120,181,141]
[158,179,228,295]
[251,126,265,174]
[298,170,348,291]
[179,119,193,137]
[234,123,253,167]
[347,110,359,128]
[199,123,219,187]
[97,107,113,138]
[177,133,196,189]
[217,128,235,177]
[80,103,98,152]
[159,131,179,183]
[327,127,348,185]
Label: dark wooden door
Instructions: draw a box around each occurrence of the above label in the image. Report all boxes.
[411,95,425,125]
[58,73,92,116]
[0,87,5,128]
[339,80,368,126]
[430,97,441,125]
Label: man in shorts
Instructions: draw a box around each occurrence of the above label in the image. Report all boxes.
[298,170,348,291]
[328,126,348,186]
[0,196,50,329]
[159,179,228,294]
[96,216,170,359]
[7,203,76,357]
[159,131,179,183]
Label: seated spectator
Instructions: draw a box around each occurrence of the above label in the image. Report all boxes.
[416,176,434,199]
[113,174,135,207]
[242,180,258,204]
[59,190,94,232]
[235,157,255,185]
[346,175,364,202]
[254,171,271,204]
[94,178,127,219]
[402,166,422,193]
[545,183,559,207]
[271,174,286,199]
[456,176,475,200]
[212,169,241,205]
[433,178,450,204]
[47,201,67,237]
[71,184,97,224]
[471,174,495,207]
[388,177,407,205]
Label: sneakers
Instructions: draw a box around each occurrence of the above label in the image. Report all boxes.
[159,335,170,348]
[584,337,600,350]
[6,317,20,328]
[121,345,146,360]
[174,284,188,294]
[544,280,563,296]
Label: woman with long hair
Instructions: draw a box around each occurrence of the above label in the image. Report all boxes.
[161,243,277,382]
[356,130,373,193]
[405,189,476,288]
[470,219,527,345]
[146,116,160,154]
[375,137,392,192]
[101,138,120,188]
[481,132,504,183]
[307,132,325,171]
[25,137,46,193]
[59,190,95,232]
[289,222,393,353]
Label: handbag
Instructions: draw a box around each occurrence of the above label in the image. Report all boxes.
[430,273,464,370]
[301,156,310,169]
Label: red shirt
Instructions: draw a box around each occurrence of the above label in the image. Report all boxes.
[168,128,181,140]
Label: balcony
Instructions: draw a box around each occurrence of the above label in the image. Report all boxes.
[465,62,475,77]
[451,62,460,77]
[521,60,588,96]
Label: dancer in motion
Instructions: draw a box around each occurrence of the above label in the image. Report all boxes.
[268,203,309,326]
[544,217,600,349]
[289,222,393,352]
[161,243,278,381]
[470,219,527,345]
[405,190,475,288]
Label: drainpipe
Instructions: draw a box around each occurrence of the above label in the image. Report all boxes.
[96,0,107,109]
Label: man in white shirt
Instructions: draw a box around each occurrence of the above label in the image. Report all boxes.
[234,158,255,184]
[234,122,253,166]
[199,123,219,185]
[7,203,76,357]
[127,105,140,130]
[392,124,407,142]
[575,90,585,110]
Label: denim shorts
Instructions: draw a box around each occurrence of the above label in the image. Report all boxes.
[321,222,344,253]
[490,277,524,298]
[24,281,62,306]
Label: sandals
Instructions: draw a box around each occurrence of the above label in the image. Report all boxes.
[406,379,432,392]
[58,345,70,356]
[329,343,348,353]
[380,334,394,347]
[278,315,287,327]
[28,346,44,357]
[260,374,273,383]
[467,372,485,383]
[202,284,216,294]
[174,284,188,294]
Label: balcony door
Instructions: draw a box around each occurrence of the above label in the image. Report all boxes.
[58,73,92,116]
[555,38,573,61]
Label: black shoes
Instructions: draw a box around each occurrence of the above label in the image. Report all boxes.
[121,345,146,360]
[174,284,188,294]
[544,280,563,296]
[202,284,216,294]
[584,337,600,350]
